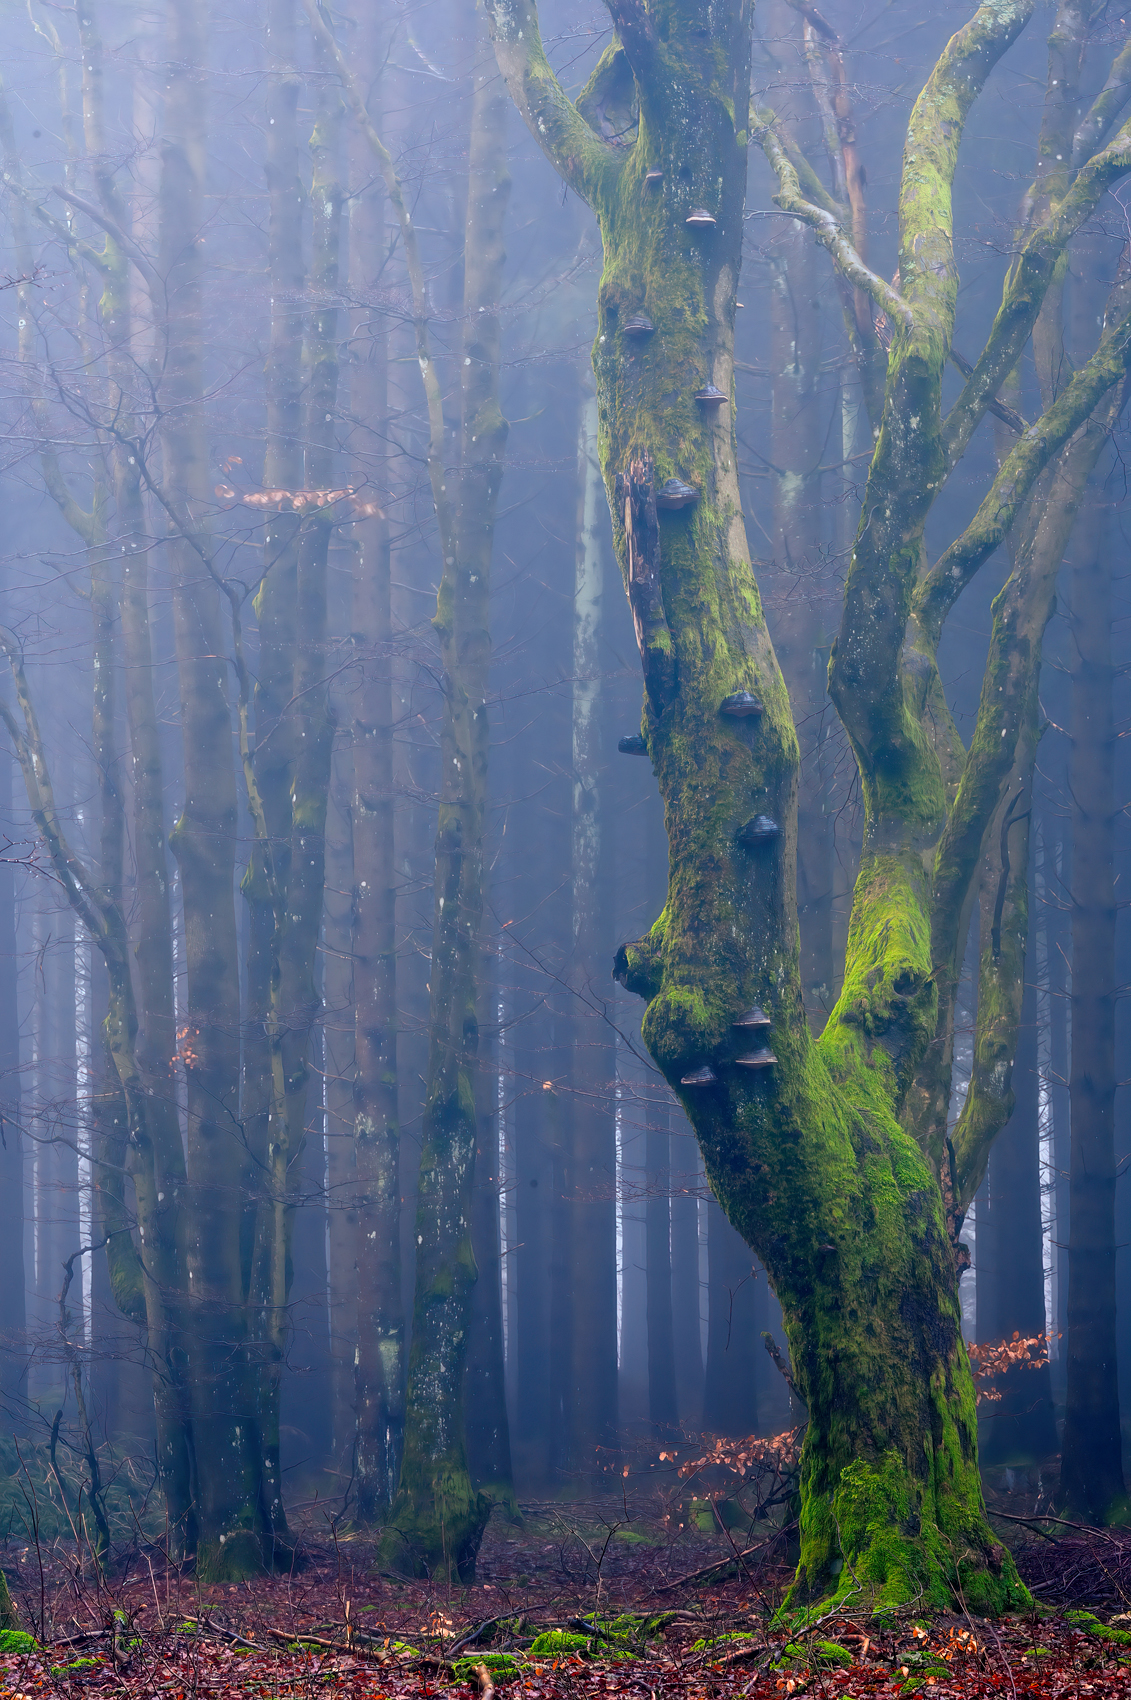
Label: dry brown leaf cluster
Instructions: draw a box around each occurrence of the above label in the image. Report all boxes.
[214,482,382,517]
[966,1331,1055,1403]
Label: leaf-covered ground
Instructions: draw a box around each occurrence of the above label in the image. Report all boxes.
[6,1498,1131,1700]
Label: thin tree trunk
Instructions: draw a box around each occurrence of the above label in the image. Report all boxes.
[1059,486,1128,1521]
[0,729,25,1404]
[346,23,403,1521]
[465,955,517,1512]
[379,26,511,1576]
[568,375,618,1481]
[978,971,1057,1469]
[646,1114,678,1434]
[323,723,357,1470]
[161,0,265,1580]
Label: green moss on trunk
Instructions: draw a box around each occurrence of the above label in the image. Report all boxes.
[488,0,1032,1615]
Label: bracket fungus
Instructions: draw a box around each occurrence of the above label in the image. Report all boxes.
[733,1005,771,1029]
[736,1047,777,1069]
[685,207,716,228]
[680,1065,717,1086]
[617,734,648,755]
[737,815,779,847]
[719,690,763,718]
[622,313,655,337]
[655,477,700,509]
[694,384,727,407]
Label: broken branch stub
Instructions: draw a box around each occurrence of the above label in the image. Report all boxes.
[616,454,676,712]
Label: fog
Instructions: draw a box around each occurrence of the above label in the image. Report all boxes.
[0,0,1126,1593]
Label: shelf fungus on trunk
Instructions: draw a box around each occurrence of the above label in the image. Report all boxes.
[733,1005,771,1030]
[719,690,763,718]
[680,1064,717,1086]
[694,384,727,408]
[644,167,663,189]
[735,1046,777,1069]
[685,206,716,228]
[623,313,655,337]
[617,733,648,755]
[737,814,780,847]
[654,477,700,509]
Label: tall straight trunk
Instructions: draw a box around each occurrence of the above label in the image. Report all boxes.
[1059,489,1128,1521]
[74,0,193,1541]
[242,0,305,1426]
[249,46,340,1537]
[161,0,265,1580]
[379,30,511,1578]
[347,25,403,1522]
[465,956,517,1510]
[669,1128,703,1431]
[978,971,1057,1468]
[646,1114,678,1433]
[702,1199,757,1435]
[0,736,24,1403]
[323,725,357,1468]
[568,376,618,1479]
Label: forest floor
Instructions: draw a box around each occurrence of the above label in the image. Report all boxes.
[6,1485,1131,1700]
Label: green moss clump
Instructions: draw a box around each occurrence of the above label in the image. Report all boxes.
[453,1653,522,1680]
[1065,1610,1131,1645]
[529,1631,589,1656]
[813,1640,854,1668]
[692,1632,755,1652]
[0,1629,37,1654]
[52,1657,100,1674]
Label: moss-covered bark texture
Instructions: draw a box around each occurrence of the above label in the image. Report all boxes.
[482,0,1131,1613]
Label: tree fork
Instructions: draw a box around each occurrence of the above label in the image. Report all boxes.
[489,0,1042,1611]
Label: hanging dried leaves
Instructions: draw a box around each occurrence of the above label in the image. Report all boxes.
[214,482,382,517]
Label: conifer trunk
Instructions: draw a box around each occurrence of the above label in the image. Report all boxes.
[161,0,266,1580]
[345,23,404,1520]
[1060,490,1128,1522]
[379,29,511,1577]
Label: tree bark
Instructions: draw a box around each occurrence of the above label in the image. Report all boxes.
[345,24,404,1522]
[378,22,511,1577]
[488,0,1121,1608]
[567,375,619,1481]
[1059,484,1128,1522]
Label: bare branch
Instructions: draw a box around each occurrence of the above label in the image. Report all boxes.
[1073,34,1131,167]
[916,295,1131,645]
[484,0,624,206]
[944,113,1131,464]
[756,114,913,329]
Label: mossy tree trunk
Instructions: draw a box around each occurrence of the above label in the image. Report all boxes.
[489,0,1131,1609]
[377,24,511,1580]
